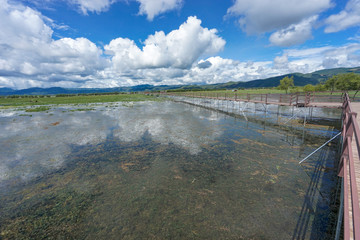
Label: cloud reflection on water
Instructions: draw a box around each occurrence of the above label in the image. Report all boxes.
[105,102,221,154]
[0,102,222,184]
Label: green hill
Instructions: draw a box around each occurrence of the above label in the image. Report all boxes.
[174,67,360,91]
[1,66,359,95]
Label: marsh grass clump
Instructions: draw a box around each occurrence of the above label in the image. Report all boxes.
[70,108,95,112]
[122,102,134,108]
[25,106,50,112]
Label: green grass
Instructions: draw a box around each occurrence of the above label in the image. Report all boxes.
[0,94,160,108]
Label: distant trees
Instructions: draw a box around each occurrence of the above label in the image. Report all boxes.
[276,73,360,96]
[314,84,326,92]
[324,75,338,94]
[324,73,360,98]
[303,84,315,92]
[278,76,294,94]
[302,84,326,92]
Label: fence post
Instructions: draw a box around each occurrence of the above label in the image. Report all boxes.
[265,94,268,104]
[312,92,315,103]
[339,112,349,177]
[296,94,299,105]
[346,112,357,137]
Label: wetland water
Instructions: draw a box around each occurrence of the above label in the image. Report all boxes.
[0,101,341,239]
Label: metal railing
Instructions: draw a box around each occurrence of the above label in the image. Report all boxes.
[338,93,360,240]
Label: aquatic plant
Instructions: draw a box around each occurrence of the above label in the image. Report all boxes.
[25,106,50,112]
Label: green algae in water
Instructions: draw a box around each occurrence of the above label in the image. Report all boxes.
[0,101,341,239]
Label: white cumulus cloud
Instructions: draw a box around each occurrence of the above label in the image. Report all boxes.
[136,0,183,21]
[104,16,225,70]
[325,0,360,33]
[274,44,360,73]
[70,0,116,14]
[1,0,360,90]
[0,0,106,89]
[269,16,318,47]
[226,0,331,34]
[39,0,182,19]
[0,0,53,49]
[273,54,289,69]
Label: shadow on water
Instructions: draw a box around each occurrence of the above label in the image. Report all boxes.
[292,128,341,240]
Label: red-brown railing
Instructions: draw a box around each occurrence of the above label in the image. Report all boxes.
[159,91,343,107]
[338,93,360,240]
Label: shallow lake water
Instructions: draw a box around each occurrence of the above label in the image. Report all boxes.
[0,101,341,239]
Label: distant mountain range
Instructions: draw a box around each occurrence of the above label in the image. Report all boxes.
[1,67,360,96]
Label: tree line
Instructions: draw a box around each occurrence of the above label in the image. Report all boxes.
[278,73,360,97]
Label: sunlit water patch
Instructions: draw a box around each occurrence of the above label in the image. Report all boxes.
[0,101,341,239]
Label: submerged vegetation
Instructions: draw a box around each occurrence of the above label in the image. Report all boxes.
[0,100,342,239]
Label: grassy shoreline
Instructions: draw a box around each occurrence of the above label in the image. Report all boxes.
[0,94,160,108]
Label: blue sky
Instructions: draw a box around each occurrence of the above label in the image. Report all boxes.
[1,0,360,89]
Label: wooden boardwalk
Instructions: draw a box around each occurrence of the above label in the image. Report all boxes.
[307,102,342,108]
[348,102,360,240]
